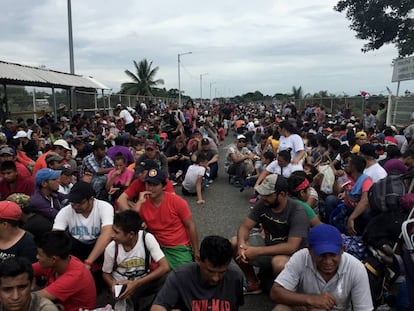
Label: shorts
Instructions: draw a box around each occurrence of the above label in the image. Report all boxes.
[247,233,273,269]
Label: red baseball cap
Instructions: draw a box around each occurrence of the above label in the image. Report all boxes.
[0,201,22,221]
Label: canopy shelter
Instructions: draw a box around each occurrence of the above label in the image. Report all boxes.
[0,60,110,121]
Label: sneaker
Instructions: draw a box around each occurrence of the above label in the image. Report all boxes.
[171,181,178,186]
[243,281,262,295]
[208,179,214,184]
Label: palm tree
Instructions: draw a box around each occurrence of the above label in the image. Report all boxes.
[120,59,164,96]
[291,86,303,99]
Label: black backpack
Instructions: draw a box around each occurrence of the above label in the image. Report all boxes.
[368,174,406,216]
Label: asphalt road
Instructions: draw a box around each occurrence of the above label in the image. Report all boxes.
[181,134,274,311]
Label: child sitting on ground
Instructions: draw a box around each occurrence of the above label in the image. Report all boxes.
[102,210,170,311]
[181,153,209,205]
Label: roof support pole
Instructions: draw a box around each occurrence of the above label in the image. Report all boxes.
[52,87,57,122]
[2,83,8,123]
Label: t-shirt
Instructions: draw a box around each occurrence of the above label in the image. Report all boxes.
[53,199,114,244]
[120,109,134,125]
[0,174,34,200]
[33,256,97,311]
[107,168,134,187]
[182,164,206,193]
[248,198,309,247]
[275,249,373,311]
[140,192,191,247]
[278,134,305,170]
[363,163,387,183]
[102,231,165,281]
[153,262,244,311]
[266,160,295,178]
[0,231,37,263]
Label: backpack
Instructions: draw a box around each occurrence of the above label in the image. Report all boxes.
[368,174,406,216]
[113,231,151,279]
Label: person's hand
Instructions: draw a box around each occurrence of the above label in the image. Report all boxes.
[114,169,122,177]
[116,280,137,300]
[243,246,259,262]
[292,158,300,165]
[196,199,205,205]
[138,191,152,204]
[108,187,120,195]
[347,218,356,236]
[236,244,248,263]
[307,292,337,310]
[337,192,345,200]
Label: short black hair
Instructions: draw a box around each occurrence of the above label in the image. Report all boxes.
[37,231,72,259]
[0,160,17,172]
[350,155,366,173]
[0,257,33,283]
[113,210,143,234]
[93,141,106,151]
[199,235,233,267]
[195,153,208,164]
[278,150,291,163]
[288,171,308,197]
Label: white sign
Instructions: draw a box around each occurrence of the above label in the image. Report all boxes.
[392,55,414,82]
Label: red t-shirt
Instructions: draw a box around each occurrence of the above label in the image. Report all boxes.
[140,192,191,247]
[33,256,96,311]
[124,178,175,200]
[0,174,34,200]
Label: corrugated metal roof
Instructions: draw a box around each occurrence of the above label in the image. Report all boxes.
[0,60,110,90]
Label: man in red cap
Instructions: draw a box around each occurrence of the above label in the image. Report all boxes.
[0,201,37,263]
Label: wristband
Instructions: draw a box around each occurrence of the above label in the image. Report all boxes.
[84,259,93,267]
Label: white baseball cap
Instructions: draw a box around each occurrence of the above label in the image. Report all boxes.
[13,131,28,139]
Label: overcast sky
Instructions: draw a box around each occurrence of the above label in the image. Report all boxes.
[1,0,413,98]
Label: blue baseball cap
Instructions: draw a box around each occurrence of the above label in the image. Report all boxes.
[144,168,166,185]
[35,168,62,186]
[308,224,343,256]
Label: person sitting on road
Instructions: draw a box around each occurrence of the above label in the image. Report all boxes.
[270,224,373,311]
[182,153,209,205]
[191,137,219,183]
[0,257,58,311]
[225,134,256,187]
[150,235,244,311]
[102,210,170,311]
[231,174,309,294]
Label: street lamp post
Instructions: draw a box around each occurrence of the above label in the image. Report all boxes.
[200,73,208,104]
[178,51,192,108]
[209,81,216,104]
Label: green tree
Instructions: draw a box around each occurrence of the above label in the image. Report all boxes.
[334,0,414,56]
[291,86,303,99]
[120,59,165,96]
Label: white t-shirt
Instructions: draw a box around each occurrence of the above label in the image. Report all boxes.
[102,231,164,281]
[182,164,206,193]
[364,163,387,183]
[120,109,134,125]
[53,199,114,244]
[278,134,305,170]
[266,160,295,178]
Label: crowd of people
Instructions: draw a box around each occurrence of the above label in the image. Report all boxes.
[0,98,413,311]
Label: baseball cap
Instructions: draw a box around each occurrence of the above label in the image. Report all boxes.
[60,116,70,122]
[145,140,158,150]
[45,153,64,164]
[144,168,166,185]
[255,174,277,195]
[359,143,378,159]
[0,201,22,221]
[68,181,95,203]
[58,163,76,175]
[237,134,246,140]
[0,147,16,156]
[6,193,31,213]
[308,224,343,256]
[136,159,159,173]
[53,139,71,151]
[35,168,62,186]
[13,130,28,139]
[159,132,168,139]
[355,131,367,139]
[136,130,147,138]
[201,138,210,145]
